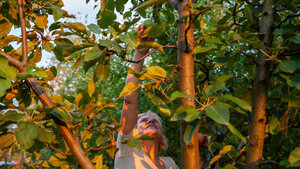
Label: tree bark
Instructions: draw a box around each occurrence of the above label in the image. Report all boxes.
[177,1,199,169]
[246,0,274,168]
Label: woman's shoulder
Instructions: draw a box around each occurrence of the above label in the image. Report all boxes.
[160,156,179,169]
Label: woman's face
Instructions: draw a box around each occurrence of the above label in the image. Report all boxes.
[137,115,162,139]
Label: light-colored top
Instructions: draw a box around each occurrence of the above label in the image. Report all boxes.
[114,129,179,169]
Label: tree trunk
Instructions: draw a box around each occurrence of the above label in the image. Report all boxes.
[177,1,199,169]
[246,0,274,168]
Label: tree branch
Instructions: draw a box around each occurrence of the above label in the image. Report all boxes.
[275,13,300,29]
[17,0,28,71]
[47,143,73,156]
[84,142,116,155]
[168,0,180,10]
[237,49,258,65]
[0,51,23,70]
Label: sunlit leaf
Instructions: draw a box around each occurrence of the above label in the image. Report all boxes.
[227,123,246,143]
[136,42,164,54]
[51,5,63,22]
[204,103,229,125]
[64,22,87,32]
[95,64,110,80]
[194,45,217,54]
[0,56,17,79]
[171,90,193,100]
[137,0,167,10]
[289,147,300,167]
[269,116,280,135]
[36,127,52,143]
[221,94,252,112]
[119,83,142,98]
[88,78,95,97]
[0,79,11,97]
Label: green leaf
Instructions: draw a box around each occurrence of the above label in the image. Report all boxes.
[119,83,142,98]
[0,57,17,79]
[0,79,11,97]
[183,122,200,145]
[171,105,200,122]
[194,45,217,54]
[171,91,193,100]
[136,42,164,54]
[288,35,300,44]
[85,45,104,61]
[51,5,63,22]
[95,64,111,80]
[269,116,280,135]
[119,33,138,48]
[204,103,229,125]
[127,138,142,150]
[227,123,246,143]
[99,39,122,55]
[36,127,52,143]
[221,94,252,112]
[137,0,167,10]
[278,60,300,73]
[96,136,109,146]
[0,110,22,121]
[87,24,101,34]
[132,135,155,140]
[205,81,225,96]
[289,147,300,167]
[221,164,238,169]
[244,5,253,24]
[205,36,222,44]
[15,121,39,149]
[98,10,116,29]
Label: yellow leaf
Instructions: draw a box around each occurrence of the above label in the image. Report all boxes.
[82,103,96,117]
[36,160,50,167]
[106,147,116,159]
[81,130,92,148]
[146,66,166,78]
[200,19,204,30]
[74,93,83,109]
[62,100,72,113]
[0,20,13,39]
[48,154,68,167]
[95,64,111,80]
[209,155,221,168]
[8,4,18,20]
[92,155,103,169]
[118,83,142,98]
[0,134,15,160]
[29,47,42,65]
[51,95,63,104]
[65,23,87,32]
[15,41,38,56]
[0,35,20,49]
[88,75,95,97]
[34,152,42,159]
[31,13,48,29]
[219,145,233,154]
[136,42,164,54]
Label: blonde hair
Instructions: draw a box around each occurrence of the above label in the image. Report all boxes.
[137,111,169,152]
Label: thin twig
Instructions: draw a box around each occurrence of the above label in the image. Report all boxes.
[17,0,28,71]
[275,13,300,29]
[84,142,116,155]
[0,51,23,69]
[230,3,243,28]
[27,29,50,41]
[164,65,178,82]
[47,143,73,156]
[237,49,258,65]
[122,45,176,63]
